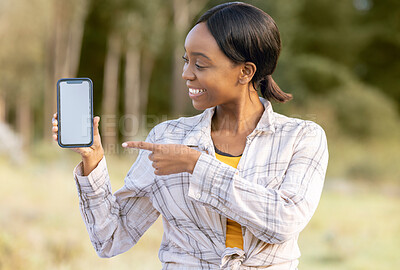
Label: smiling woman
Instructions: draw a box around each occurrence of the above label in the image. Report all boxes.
[51,2,328,270]
[183,22,248,111]
[190,2,292,104]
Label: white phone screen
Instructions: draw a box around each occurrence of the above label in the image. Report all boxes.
[59,80,92,146]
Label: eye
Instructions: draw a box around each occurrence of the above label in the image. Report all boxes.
[182,55,189,63]
[195,64,205,69]
[182,55,206,70]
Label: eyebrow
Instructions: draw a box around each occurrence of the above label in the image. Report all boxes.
[184,47,212,61]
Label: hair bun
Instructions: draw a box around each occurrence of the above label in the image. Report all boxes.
[259,75,292,103]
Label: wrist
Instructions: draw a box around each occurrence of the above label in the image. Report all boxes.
[82,150,104,176]
[187,150,201,174]
[81,147,104,161]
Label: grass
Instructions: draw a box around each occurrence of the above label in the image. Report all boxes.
[298,189,400,270]
[0,143,399,269]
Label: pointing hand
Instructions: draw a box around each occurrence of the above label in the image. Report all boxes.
[122,141,201,175]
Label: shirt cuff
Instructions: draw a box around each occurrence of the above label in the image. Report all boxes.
[73,155,108,195]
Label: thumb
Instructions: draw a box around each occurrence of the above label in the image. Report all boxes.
[94,116,100,136]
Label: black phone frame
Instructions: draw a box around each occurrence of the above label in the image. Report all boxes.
[57,78,94,148]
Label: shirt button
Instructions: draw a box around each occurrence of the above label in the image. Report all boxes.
[222,207,227,213]
[195,193,201,199]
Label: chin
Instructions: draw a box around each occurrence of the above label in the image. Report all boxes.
[192,101,210,111]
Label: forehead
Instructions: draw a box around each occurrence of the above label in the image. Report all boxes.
[184,23,220,57]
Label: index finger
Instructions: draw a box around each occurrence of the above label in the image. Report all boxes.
[122,141,160,151]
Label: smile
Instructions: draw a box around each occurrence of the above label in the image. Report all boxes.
[189,88,207,94]
[188,88,207,98]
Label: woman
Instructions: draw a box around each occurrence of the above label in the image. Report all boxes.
[52,2,328,269]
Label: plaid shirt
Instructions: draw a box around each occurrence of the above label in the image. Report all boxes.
[74,97,329,269]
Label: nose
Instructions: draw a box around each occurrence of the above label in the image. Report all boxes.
[182,63,196,81]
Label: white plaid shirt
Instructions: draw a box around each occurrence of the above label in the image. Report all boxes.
[74,97,329,269]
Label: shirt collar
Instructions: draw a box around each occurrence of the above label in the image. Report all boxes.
[182,96,276,148]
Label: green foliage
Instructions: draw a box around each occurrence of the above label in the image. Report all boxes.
[329,83,400,140]
[275,54,353,102]
[273,51,400,182]
[294,55,347,95]
[288,0,400,111]
[357,34,400,106]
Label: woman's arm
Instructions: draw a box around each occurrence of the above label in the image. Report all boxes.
[188,122,329,244]
[74,129,160,257]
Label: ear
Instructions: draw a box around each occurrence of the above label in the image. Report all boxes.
[238,62,256,85]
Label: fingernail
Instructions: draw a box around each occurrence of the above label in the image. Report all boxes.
[122,142,127,147]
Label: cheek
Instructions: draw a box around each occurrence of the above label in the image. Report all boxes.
[196,66,240,99]
[199,72,228,92]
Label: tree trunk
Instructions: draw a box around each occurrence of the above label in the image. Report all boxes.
[0,92,5,123]
[43,1,59,140]
[171,0,190,117]
[43,0,88,141]
[63,2,88,77]
[102,31,122,150]
[16,94,31,151]
[123,46,141,141]
[140,51,155,133]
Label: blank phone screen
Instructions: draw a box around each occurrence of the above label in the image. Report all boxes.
[59,80,92,146]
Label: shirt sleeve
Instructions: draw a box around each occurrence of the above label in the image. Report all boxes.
[188,123,329,244]
[74,128,159,258]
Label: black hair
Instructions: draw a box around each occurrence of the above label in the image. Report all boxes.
[196,2,292,103]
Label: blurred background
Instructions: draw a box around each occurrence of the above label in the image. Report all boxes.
[0,0,399,269]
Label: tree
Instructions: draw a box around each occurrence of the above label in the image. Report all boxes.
[43,0,89,141]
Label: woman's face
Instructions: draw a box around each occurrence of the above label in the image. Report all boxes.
[182,23,244,110]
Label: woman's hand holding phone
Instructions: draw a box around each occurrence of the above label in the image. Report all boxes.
[52,112,104,176]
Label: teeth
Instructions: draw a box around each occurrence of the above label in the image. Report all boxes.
[189,88,206,94]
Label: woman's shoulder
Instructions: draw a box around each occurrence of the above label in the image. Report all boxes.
[272,111,326,136]
[148,110,208,142]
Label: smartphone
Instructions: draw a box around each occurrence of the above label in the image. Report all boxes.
[57,78,93,148]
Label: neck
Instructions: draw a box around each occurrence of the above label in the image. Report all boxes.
[211,88,264,136]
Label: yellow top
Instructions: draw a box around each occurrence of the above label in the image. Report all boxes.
[215,151,243,250]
